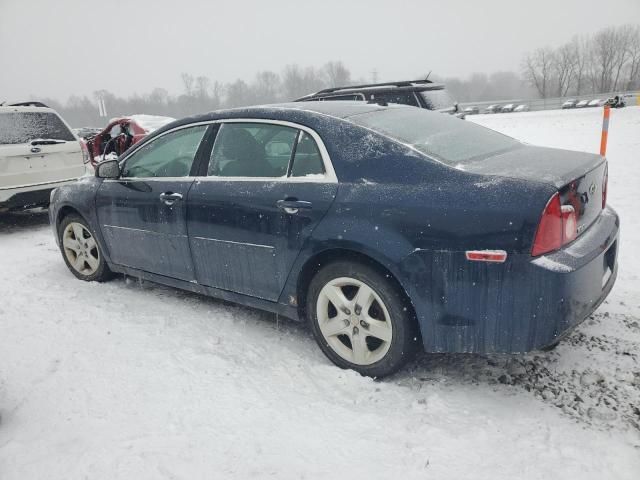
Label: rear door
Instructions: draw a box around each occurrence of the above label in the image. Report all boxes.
[187,120,338,301]
[96,124,211,280]
[0,110,84,189]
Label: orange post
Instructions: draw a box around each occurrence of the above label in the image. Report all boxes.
[600,105,610,156]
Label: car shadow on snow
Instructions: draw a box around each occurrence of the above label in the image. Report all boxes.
[0,209,50,234]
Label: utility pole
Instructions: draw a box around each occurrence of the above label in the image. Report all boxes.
[371,69,378,83]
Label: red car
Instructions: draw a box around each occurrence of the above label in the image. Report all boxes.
[87,114,174,166]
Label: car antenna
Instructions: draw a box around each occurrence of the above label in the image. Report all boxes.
[425,71,432,81]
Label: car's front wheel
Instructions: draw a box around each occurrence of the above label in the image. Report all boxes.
[307,261,419,377]
[58,214,112,282]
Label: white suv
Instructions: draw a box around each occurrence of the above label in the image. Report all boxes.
[0,103,88,212]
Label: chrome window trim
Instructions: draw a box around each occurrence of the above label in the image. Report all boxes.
[117,118,338,184]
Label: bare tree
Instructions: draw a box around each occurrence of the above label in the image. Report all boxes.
[181,73,195,97]
[523,47,555,98]
[569,36,589,95]
[554,43,576,96]
[224,79,253,108]
[625,25,640,90]
[589,27,619,92]
[195,76,210,99]
[281,64,306,100]
[323,61,351,87]
[253,71,281,103]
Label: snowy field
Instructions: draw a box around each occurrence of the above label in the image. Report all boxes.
[1,107,639,479]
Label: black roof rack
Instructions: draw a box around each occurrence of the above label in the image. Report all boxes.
[8,101,49,108]
[313,78,433,95]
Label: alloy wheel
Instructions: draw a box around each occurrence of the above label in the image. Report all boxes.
[316,277,393,365]
[62,222,100,276]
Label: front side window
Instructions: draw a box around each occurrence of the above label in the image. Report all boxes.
[121,125,207,178]
[208,123,298,177]
[0,112,75,144]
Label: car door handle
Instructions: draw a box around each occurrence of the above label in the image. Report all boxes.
[277,199,312,214]
[30,147,41,153]
[159,192,183,205]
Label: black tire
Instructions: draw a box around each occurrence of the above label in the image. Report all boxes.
[307,260,420,377]
[57,213,113,282]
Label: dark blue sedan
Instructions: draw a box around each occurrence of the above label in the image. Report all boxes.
[50,102,619,377]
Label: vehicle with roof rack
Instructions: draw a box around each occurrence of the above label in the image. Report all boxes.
[0,102,88,212]
[295,78,464,118]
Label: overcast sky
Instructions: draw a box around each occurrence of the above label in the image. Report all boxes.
[1,0,638,102]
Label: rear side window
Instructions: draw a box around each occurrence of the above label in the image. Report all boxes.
[321,94,363,101]
[0,112,75,144]
[209,123,298,177]
[290,132,325,177]
[350,107,521,165]
[372,92,419,107]
[419,89,456,110]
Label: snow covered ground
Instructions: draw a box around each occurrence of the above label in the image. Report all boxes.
[1,107,639,479]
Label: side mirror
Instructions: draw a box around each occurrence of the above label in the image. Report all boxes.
[96,159,120,179]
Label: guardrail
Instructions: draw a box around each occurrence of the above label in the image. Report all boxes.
[459,90,640,113]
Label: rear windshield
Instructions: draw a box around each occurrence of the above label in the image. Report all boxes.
[0,112,75,144]
[349,107,521,165]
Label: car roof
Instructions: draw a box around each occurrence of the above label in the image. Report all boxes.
[269,101,399,118]
[148,101,414,140]
[178,101,406,124]
[0,105,57,114]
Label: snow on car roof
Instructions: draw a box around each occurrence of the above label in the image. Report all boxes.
[128,114,175,132]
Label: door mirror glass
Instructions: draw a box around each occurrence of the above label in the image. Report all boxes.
[96,159,120,179]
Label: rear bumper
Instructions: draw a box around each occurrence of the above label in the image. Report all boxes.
[0,179,79,209]
[402,207,620,353]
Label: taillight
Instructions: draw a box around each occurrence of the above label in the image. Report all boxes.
[531,193,578,256]
[602,164,608,209]
[80,140,90,164]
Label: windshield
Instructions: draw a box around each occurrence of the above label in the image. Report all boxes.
[419,89,456,110]
[349,106,522,165]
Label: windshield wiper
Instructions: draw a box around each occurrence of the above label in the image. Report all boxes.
[30,138,67,145]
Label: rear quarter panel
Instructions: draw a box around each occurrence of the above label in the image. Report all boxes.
[279,133,557,337]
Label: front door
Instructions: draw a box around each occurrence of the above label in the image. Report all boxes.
[187,121,338,301]
[96,124,210,281]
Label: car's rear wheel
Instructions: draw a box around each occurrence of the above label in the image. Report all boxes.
[58,214,112,282]
[307,261,419,377]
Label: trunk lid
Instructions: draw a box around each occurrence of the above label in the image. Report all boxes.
[0,141,85,189]
[463,145,607,237]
